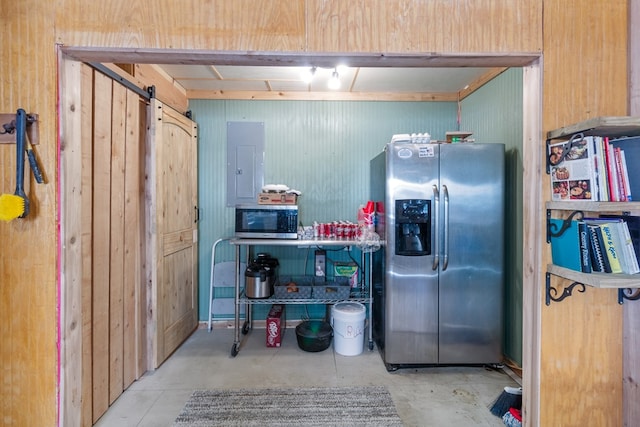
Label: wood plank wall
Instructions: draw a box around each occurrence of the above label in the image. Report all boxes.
[54,0,541,53]
[2,1,634,426]
[540,1,629,426]
[0,3,58,426]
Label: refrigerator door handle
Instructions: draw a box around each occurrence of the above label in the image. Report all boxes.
[442,184,449,271]
[432,184,439,270]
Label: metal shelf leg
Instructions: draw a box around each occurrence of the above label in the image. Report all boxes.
[368,250,374,350]
[232,244,241,357]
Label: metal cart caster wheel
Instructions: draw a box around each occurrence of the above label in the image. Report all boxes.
[368,341,374,351]
[230,343,239,357]
[241,322,250,335]
[385,363,399,372]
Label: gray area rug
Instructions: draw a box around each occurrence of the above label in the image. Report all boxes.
[173,386,404,426]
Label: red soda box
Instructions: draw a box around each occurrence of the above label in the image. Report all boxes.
[266,304,286,347]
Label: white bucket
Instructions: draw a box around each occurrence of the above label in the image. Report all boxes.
[331,302,366,356]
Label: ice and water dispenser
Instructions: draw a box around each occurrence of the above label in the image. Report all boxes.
[395,199,430,256]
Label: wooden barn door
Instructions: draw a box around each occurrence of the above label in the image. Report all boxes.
[59,62,149,425]
[61,62,198,426]
[147,98,199,368]
[88,68,149,424]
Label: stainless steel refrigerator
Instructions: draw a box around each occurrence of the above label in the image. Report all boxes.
[371,139,505,369]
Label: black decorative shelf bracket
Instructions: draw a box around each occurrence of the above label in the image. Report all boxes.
[545,137,552,174]
[618,288,640,304]
[547,209,584,243]
[546,272,586,305]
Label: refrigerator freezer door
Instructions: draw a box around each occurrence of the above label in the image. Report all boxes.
[383,143,440,364]
[438,143,505,364]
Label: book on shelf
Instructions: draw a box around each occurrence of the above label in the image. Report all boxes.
[607,215,640,262]
[549,219,583,272]
[585,217,640,274]
[549,136,597,201]
[598,222,623,273]
[578,221,592,273]
[549,134,639,201]
[597,215,640,274]
[607,145,632,201]
[604,137,620,201]
[586,223,611,273]
[609,135,640,201]
[620,149,632,201]
[593,136,609,201]
[619,221,640,274]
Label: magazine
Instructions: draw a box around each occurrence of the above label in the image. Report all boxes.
[549,134,597,201]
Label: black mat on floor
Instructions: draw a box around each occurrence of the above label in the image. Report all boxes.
[173,386,404,426]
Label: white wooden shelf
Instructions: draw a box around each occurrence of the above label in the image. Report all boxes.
[547,264,640,289]
[546,116,640,140]
[546,201,640,213]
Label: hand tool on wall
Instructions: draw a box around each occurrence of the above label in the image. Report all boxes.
[25,120,44,184]
[0,108,29,221]
[1,112,44,184]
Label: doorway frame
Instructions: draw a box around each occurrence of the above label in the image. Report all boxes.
[57,48,543,427]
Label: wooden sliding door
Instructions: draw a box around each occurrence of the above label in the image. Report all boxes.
[146,98,199,368]
[62,62,148,426]
[62,63,198,426]
[88,69,148,419]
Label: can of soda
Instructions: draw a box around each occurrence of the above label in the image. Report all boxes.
[348,223,357,239]
[322,223,330,239]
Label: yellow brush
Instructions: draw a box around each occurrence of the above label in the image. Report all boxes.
[0,194,25,222]
[0,109,29,221]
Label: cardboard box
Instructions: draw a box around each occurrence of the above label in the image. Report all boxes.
[334,262,359,288]
[258,192,297,205]
[266,304,286,347]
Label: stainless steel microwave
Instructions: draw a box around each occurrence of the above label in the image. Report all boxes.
[235,205,298,239]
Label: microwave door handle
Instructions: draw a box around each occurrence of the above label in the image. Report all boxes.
[442,185,449,271]
[432,184,439,270]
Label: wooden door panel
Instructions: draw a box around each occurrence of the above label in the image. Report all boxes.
[91,71,114,421]
[161,248,197,356]
[148,98,198,367]
[79,62,95,427]
[108,81,127,405]
[67,64,149,426]
[162,229,194,256]
[161,124,194,230]
[122,93,146,388]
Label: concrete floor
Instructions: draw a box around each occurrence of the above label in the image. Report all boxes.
[95,325,520,427]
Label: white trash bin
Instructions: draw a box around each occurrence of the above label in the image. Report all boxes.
[331,302,366,356]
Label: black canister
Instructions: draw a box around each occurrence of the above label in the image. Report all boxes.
[253,253,279,271]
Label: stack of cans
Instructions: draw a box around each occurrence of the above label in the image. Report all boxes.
[313,221,358,240]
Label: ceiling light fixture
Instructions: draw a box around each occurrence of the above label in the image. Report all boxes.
[328,68,341,90]
[301,66,316,84]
